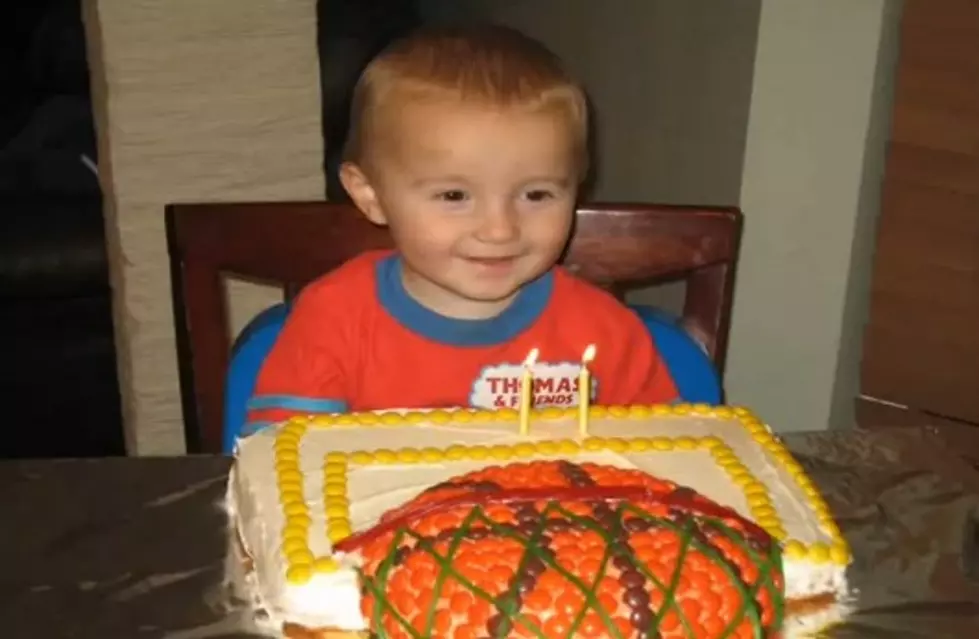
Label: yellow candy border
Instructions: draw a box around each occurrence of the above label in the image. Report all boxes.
[273,403,850,584]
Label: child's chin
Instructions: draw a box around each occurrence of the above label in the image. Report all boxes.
[454,283,523,308]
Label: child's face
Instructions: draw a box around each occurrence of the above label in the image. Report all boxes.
[343,100,579,319]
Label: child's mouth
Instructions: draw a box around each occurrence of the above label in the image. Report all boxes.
[465,256,518,272]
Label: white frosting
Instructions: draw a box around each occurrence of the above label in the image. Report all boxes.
[228,410,850,635]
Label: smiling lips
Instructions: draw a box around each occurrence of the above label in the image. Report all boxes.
[465,256,519,271]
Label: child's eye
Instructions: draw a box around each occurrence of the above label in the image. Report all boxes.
[524,189,555,202]
[434,189,469,202]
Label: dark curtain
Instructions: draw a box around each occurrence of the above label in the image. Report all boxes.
[316,0,420,201]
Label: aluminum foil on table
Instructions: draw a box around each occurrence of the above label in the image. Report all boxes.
[788,428,979,637]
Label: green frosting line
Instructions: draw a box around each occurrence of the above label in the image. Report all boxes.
[493,504,555,637]
[622,506,754,638]
[362,576,422,639]
[552,503,696,637]
[619,503,783,638]
[706,519,785,630]
[410,530,548,638]
[651,518,697,636]
[420,508,482,637]
[365,528,421,639]
[703,518,783,638]
[563,532,616,638]
[486,508,626,639]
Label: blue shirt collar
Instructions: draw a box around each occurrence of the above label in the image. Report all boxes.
[375,254,553,347]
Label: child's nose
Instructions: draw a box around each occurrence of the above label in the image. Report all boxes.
[475,203,519,243]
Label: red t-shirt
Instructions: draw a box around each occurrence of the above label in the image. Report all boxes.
[247,251,677,428]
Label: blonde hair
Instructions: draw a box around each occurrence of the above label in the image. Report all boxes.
[343,24,590,177]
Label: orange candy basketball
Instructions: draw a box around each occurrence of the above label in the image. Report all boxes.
[343,461,784,639]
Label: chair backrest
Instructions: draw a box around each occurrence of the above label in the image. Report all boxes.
[167,201,742,453]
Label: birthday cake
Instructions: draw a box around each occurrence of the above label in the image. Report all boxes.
[226,405,851,638]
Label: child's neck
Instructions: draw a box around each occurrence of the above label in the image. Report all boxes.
[402,272,516,321]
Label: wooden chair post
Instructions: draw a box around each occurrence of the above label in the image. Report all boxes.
[685,261,738,375]
[167,218,232,453]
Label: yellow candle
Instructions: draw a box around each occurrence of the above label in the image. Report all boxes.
[519,348,539,436]
[578,344,596,437]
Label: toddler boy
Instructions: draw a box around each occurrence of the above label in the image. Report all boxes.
[246,25,678,430]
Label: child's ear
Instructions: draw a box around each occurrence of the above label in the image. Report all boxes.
[339,162,387,226]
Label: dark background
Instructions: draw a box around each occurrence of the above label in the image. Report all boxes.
[1,0,120,459]
[0,0,421,459]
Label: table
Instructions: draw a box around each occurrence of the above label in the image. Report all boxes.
[2,428,979,638]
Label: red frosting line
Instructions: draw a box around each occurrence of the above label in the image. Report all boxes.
[334,484,772,553]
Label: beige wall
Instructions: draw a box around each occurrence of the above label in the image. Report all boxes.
[84,0,324,454]
[728,0,901,432]
[421,0,760,206]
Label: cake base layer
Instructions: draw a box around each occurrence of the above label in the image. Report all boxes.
[228,405,853,637]
[229,519,366,638]
[282,624,365,639]
[231,519,844,639]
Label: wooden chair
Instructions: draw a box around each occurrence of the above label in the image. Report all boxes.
[166,201,743,453]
